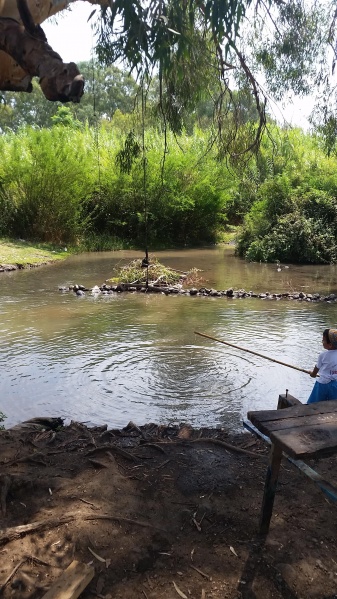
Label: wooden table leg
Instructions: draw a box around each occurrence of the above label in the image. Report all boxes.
[259,443,283,535]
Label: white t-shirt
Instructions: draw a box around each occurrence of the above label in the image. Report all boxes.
[317,349,337,384]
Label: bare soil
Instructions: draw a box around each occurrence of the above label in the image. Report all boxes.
[1,420,337,599]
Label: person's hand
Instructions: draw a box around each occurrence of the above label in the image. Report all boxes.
[310,370,317,378]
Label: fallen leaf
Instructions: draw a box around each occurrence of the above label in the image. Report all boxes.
[192,518,201,532]
[173,580,188,599]
[190,564,211,580]
[88,546,106,562]
[167,27,181,35]
[177,425,192,439]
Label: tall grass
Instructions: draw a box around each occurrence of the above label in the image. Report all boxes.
[0,122,238,247]
[2,121,337,262]
[0,126,97,243]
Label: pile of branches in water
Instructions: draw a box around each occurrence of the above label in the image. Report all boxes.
[106,256,203,288]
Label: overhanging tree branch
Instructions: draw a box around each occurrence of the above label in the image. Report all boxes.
[0,17,84,101]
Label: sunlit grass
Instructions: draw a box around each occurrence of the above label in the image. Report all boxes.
[0,238,69,266]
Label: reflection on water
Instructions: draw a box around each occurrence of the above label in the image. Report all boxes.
[1,247,337,430]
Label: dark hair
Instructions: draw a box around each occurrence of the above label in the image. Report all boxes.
[323,328,330,343]
[325,328,337,349]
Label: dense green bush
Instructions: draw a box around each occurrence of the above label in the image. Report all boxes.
[236,129,337,264]
[0,123,239,248]
[244,211,337,263]
[0,177,16,235]
[238,188,337,264]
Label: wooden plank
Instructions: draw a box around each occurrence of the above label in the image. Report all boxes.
[248,400,337,425]
[270,422,337,459]
[41,561,95,599]
[277,393,302,408]
[259,443,283,535]
[244,419,337,502]
[248,418,280,439]
[259,411,337,434]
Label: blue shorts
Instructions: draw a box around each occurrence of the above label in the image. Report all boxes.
[307,380,337,404]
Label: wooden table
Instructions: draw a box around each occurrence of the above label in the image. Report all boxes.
[247,395,337,534]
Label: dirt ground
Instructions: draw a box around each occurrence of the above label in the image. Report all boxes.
[1,419,337,599]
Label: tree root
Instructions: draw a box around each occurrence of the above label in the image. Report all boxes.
[150,438,264,458]
[84,514,167,531]
[0,514,75,546]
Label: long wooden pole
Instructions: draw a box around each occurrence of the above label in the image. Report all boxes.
[194,331,312,375]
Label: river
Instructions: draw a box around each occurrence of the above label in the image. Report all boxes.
[1,247,337,430]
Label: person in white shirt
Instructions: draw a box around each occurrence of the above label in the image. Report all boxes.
[307,328,337,403]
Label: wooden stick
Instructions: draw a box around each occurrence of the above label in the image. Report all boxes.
[84,514,167,531]
[194,331,312,375]
[0,558,27,593]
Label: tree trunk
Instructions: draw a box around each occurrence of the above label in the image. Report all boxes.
[0,0,93,99]
[0,17,84,100]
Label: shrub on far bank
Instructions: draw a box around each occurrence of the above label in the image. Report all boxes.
[242,211,337,263]
[236,180,337,264]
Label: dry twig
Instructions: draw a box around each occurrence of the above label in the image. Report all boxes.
[151,438,262,458]
[84,514,167,531]
[0,555,55,594]
[190,564,212,580]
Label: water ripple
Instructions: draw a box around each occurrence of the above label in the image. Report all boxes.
[1,249,337,429]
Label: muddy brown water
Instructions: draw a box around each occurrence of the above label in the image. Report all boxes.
[1,247,337,430]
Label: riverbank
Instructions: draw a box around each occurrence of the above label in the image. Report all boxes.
[0,235,239,274]
[1,419,337,598]
[0,238,69,271]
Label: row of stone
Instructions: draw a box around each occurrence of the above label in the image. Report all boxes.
[58,283,337,302]
[0,262,49,272]
[0,263,25,272]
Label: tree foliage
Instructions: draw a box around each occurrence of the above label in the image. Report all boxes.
[2,0,337,155]
[89,0,337,157]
